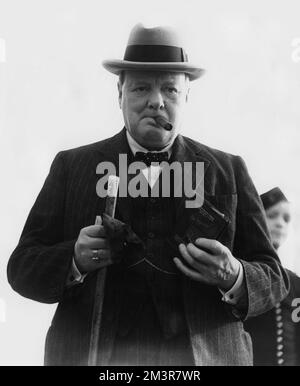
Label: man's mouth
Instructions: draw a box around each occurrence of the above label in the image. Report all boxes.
[271,230,285,239]
[144,116,173,131]
[155,116,173,131]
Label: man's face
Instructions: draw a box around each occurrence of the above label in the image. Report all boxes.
[118,71,189,150]
[265,201,291,250]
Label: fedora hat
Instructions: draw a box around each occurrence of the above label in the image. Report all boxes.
[102,23,205,81]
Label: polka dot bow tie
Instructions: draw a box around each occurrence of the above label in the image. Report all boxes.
[134,151,169,167]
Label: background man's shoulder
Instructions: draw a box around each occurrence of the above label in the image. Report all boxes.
[284,269,300,296]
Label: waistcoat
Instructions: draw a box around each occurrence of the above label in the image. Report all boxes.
[115,164,187,339]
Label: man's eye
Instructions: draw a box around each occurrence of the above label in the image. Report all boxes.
[133,86,148,92]
[165,87,178,94]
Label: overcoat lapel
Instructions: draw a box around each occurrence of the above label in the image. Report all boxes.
[95,128,211,226]
[169,134,211,234]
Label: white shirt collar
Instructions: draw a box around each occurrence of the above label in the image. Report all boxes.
[126,129,175,158]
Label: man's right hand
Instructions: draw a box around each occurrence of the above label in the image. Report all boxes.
[74,217,113,273]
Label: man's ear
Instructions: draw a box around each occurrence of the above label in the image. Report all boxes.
[185,87,190,103]
[117,82,122,109]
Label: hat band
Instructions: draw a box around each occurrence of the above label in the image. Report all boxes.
[124,44,188,63]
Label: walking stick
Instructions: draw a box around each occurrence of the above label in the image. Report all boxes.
[88,175,120,366]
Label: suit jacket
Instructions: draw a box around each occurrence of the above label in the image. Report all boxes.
[7,128,289,366]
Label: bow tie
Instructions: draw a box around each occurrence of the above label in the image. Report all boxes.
[134,151,169,166]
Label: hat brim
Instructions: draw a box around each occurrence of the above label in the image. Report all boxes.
[102,59,205,81]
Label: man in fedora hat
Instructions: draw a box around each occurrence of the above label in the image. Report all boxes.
[7,24,288,366]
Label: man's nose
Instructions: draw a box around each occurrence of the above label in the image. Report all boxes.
[147,89,165,110]
[275,219,284,229]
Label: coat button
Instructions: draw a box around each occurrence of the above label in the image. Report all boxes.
[277,344,283,350]
[148,232,155,239]
[277,358,284,365]
[277,351,283,357]
[275,302,281,308]
[275,307,282,314]
[276,315,282,322]
[277,328,283,335]
[277,322,283,328]
[277,336,283,343]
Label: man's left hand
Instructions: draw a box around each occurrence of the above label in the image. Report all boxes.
[174,238,240,290]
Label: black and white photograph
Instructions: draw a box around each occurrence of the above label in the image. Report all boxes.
[0,0,300,370]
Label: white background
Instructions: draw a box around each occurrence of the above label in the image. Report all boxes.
[0,0,300,365]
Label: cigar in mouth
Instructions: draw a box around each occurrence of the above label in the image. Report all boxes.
[154,116,173,131]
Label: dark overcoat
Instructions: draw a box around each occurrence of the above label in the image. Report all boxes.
[7,128,289,366]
